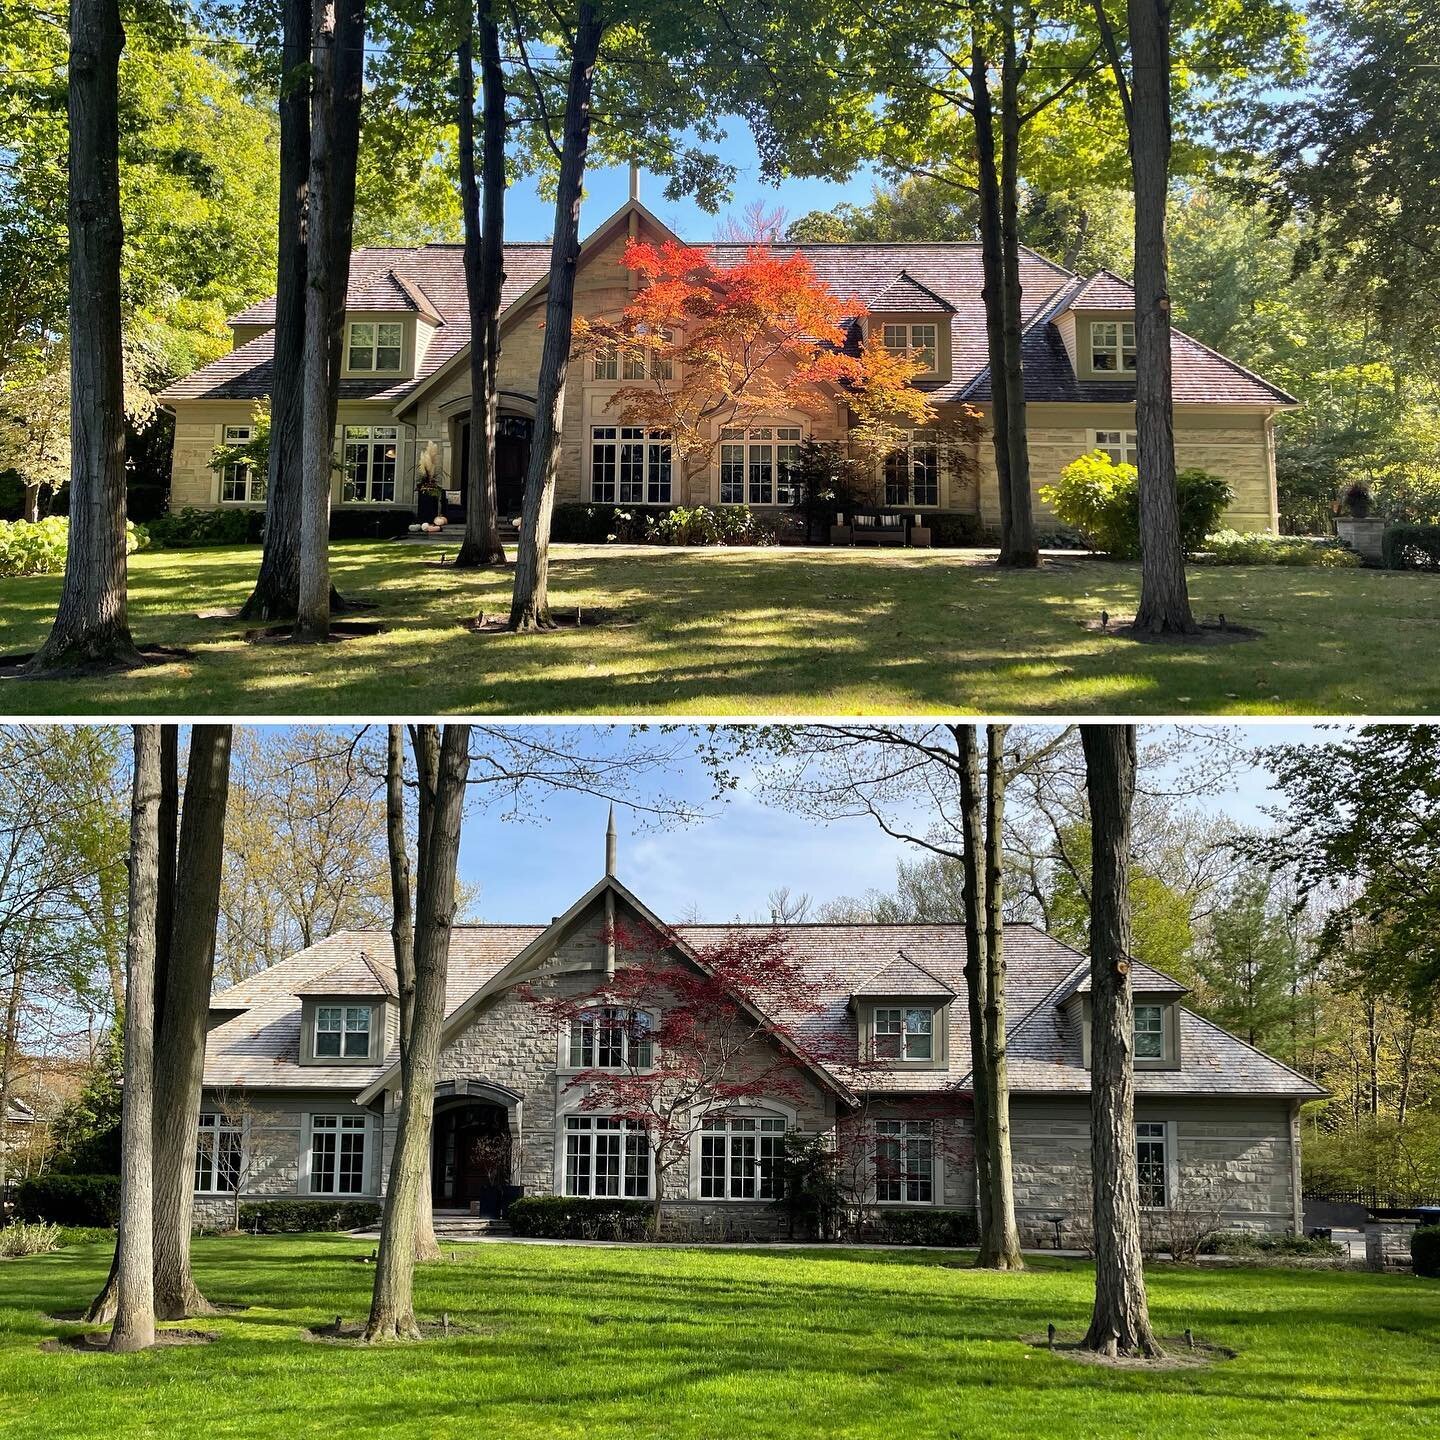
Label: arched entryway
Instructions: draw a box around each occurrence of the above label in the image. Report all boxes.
[432,1096,514,1217]
[456,412,533,520]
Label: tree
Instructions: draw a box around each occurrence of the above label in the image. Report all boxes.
[1080,722,1161,1358]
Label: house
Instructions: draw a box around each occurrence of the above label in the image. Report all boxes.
[195,839,1323,1245]
[159,197,1295,539]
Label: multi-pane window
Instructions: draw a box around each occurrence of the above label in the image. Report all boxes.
[194,1112,243,1193]
[568,1007,653,1070]
[310,1114,367,1195]
[1089,320,1137,372]
[315,1004,372,1058]
[590,427,671,504]
[883,431,940,507]
[718,427,803,506]
[881,322,938,372]
[1134,1004,1165,1060]
[564,1115,650,1198]
[1136,1122,1168,1208]
[1092,429,1139,466]
[342,425,400,503]
[595,331,673,382]
[593,344,620,381]
[347,321,403,372]
[698,1114,786,1200]
[873,1119,933,1203]
[218,425,264,504]
[873,1007,934,1062]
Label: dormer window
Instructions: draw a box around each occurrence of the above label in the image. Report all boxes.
[316,1004,371,1058]
[1134,1005,1165,1060]
[569,1007,652,1070]
[881,321,938,372]
[347,320,403,372]
[874,1006,933,1061]
[1090,320,1136,373]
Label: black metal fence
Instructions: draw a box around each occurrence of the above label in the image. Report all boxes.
[1304,1186,1440,1212]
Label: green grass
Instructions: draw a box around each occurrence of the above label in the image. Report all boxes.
[2,1235,1438,1438]
[2,541,1438,714]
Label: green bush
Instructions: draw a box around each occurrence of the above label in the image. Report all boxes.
[235,1200,381,1234]
[923,512,983,547]
[145,506,255,549]
[1197,530,1360,568]
[1413,1226,1440,1279]
[1040,451,1233,559]
[505,1195,652,1240]
[0,1221,63,1257]
[550,503,619,542]
[851,1208,980,1247]
[0,517,148,577]
[13,1174,120,1226]
[1201,1230,1344,1259]
[1382,524,1440,572]
[55,1225,116,1248]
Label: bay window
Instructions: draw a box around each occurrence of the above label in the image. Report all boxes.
[873,1006,934,1061]
[880,321,938,371]
[568,1007,653,1070]
[1136,1122,1168,1208]
[883,431,940,507]
[315,1004,372,1058]
[342,425,399,503]
[347,321,403,373]
[1089,320,1137,373]
[1092,429,1138,466]
[590,426,672,504]
[194,1112,243,1194]
[564,1114,650,1198]
[218,424,264,504]
[718,426,803,506]
[698,1113,786,1200]
[310,1114,367,1195]
[873,1119,933,1203]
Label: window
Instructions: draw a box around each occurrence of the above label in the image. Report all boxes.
[873,1006,934,1062]
[342,425,400,503]
[218,425,264,504]
[593,344,619,381]
[347,321,403,372]
[718,427,803,506]
[568,1007,653,1070]
[1092,429,1138,466]
[1089,320,1136,373]
[698,1114,786,1200]
[883,430,940,507]
[596,331,672,382]
[873,1119,933,1203]
[1136,1122,1168,1208]
[310,1114,367,1195]
[590,427,671,504]
[194,1112,242,1194]
[1134,1004,1165,1060]
[564,1115,650,1198]
[315,1004,372,1058]
[880,321,938,372]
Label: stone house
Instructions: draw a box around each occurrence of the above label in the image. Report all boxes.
[196,854,1323,1245]
[159,196,1295,539]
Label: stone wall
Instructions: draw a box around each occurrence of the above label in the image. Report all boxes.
[1365,1221,1418,1272]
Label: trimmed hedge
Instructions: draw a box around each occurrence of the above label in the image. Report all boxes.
[853,1208,980,1247]
[145,507,258,549]
[235,1200,381,1234]
[551,503,620,543]
[506,1195,652,1240]
[13,1173,120,1226]
[1197,530,1360,568]
[922,512,983,547]
[1382,524,1440,572]
[1413,1225,1440,1278]
[1201,1230,1344,1258]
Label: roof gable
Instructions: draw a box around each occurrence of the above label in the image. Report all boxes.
[852,950,958,999]
[294,952,400,998]
[867,270,956,314]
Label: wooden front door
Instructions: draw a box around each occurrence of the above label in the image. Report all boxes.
[455,416,531,521]
[434,1102,512,1214]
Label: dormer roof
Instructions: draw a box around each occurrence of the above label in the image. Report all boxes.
[294,952,400,999]
[852,950,958,1000]
[1061,268,1136,311]
[866,270,956,314]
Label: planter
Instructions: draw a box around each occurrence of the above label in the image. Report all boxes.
[417,490,442,524]
[1336,516,1386,563]
[829,523,853,546]
[909,525,932,549]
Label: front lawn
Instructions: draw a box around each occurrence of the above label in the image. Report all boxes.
[1,542,1436,715]
[2,1235,1437,1438]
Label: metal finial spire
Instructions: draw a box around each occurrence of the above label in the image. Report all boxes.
[605,804,617,877]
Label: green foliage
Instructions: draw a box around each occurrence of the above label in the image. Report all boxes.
[505,1196,652,1240]
[1301,1113,1440,1200]
[549,503,783,546]
[771,1132,846,1239]
[1201,1231,1344,1259]
[13,1175,120,1227]
[850,1208,979,1247]
[208,403,270,483]
[1197,530,1359,567]
[145,507,256,549]
[234,1201,381,1235]
[1412,1227,1440,1279]
[0,1222,63,1258]
[1382,525,1440,572]
[0,517,148,576]
[46,1031,124,1175]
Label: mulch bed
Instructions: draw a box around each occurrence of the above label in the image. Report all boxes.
[463,607,639,634]
[40,1328,217,1354]
[304,1317,494,1344]
[1027,1331,1237,1370]
[0,644,193,677]
[1082,614,1263,645]
[243,619,387,645]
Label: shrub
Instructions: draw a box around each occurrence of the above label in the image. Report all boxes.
[1340,480,1372,519]
[1413,1226,1440,1279]
[55,1226,116,1248]
[850,1208,979,1247]
[1382,524,1440,572]
[1200,1230,1344,1259]
[0,517,70,576]
[550,503,619,543]
[234,1200,381,1234]
[0,1221,66,1257]
[145,506,256,549]
[923,512,983,547]
[13,1174,120,1226]
[1198,530,1360,568]
[505,1195,652,1240]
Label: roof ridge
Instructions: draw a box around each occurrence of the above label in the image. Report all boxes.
[954,955,1089,1088]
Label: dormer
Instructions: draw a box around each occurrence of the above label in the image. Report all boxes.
[341,270,445,382]
[1064,959,1187,1072]
[850,952,956,1070]
[1055,270,1138,383]
[294,953,399,1066]
[862,272,955,385]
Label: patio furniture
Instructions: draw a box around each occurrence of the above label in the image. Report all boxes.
[1042,1214,1065,1250]
[851,513,908,547]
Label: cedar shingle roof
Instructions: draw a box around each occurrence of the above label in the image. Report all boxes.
[293,953,400,998]
[851,951,958,998]
[866,270,956,314]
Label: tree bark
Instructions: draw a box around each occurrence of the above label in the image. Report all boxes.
[454,0,508,568]
[508,2,603,630]
[25,0,141,674]
[365,725,471,1342]
[1081,723,1162,1358]
[109,726,161,1354]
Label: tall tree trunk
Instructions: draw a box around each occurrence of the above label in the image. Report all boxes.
[25,0,141,674]
[1081,724,1161,1358]
[365,725,471,1342]
[0,947,29,1196]
[508,2,603,630]
[109,726,161,1354]
[455,0,508,568]
[152,726,233,1320]
[979,724,1023,1268]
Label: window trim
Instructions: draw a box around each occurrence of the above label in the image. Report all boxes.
[559,1113,652,1199]
[589,425,673,505]
[883,429,941,509]
[871,1118,936,1205]
[341,424,401,505]
[217,424,264,505]
[1134,1004,1165,1061]
[306,1113,370,1197]
[562,1006,655,1073]
[693,1109,789,1202]
[193,1111,244,1195]
[717,424,805,507]
[346,319,404,374]
[871,1005,936,1063]
[879,320,940,374]
[1135,1120,1170,1210]
[1090,428,1138,466]
[1088,319,1137,375]
[313,1003,373,1060]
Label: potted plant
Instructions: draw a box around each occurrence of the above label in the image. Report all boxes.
[1335,480,1385,562]
[414,441,445,524]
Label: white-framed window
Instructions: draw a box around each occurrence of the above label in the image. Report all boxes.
[194,1112,243,1194]
[1092,429,1138,466]
[1134,1004,1165,1060]
[718,426,803,506]
[1136,1122,1168,1208]
[315,1004,372,1059]
[883,430,940,508]
[218,425,264,504]
[590,426,671,504]
[595,330,673,383]
[881,321,938,372]
[342,425,399,503]
[698,1113,786,1200]
[873,1006,934,1062]
[568,1007,653,1070]
[347,320,403,372]
[1089,320,1136,373]
[593,344,620,381]
[564,1114,650,1198]
[873,1119,933,1203]
[310,1114,368,1195]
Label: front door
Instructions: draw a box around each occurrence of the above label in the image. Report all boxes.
[434,1102,512,1215]
[456,415,531,521]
